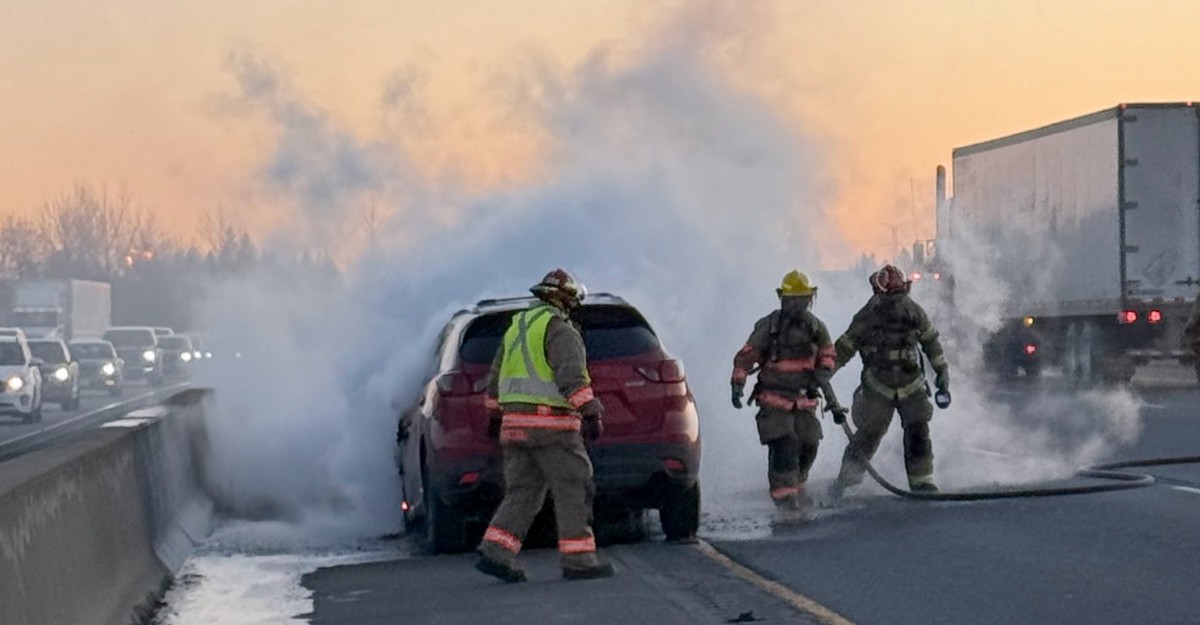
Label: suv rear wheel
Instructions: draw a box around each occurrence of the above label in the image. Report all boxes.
[423,470,468,554]
[660,482,700,541]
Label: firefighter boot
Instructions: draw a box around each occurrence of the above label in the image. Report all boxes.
[474,547,528,584]
[908,474,938,494]
[827,479,850,500]
[772,484,805,510]
[563,560,617,581]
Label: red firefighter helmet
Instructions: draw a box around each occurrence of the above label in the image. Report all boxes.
[870,264,910,295]
[530,269,587,309]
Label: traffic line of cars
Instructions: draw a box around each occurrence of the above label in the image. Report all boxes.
[0,325,212,425]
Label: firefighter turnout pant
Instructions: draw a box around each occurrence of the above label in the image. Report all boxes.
[835,385,935,489]
[480,428,602,570]
[755,407,822,503]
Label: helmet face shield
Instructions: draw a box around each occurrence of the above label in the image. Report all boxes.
[780,294,814,316]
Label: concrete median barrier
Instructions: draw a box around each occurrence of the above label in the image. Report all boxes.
[0,388,213,625]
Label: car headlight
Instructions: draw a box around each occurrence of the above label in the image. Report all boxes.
[101,362,117,376]
[193,350,203,359]
[52,367,70,382]
[205,352,213,359]
[143,350,156,362]
[5,376,24,392]
[181,352,193,362]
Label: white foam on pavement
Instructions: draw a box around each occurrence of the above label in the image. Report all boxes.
[157,550,398,625]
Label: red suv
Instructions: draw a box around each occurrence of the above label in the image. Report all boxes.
[396,293,701,553]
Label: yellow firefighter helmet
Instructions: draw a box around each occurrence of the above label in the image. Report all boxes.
[778,270,816,297]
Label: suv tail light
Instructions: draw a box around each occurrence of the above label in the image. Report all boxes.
[1148,309,1163,324]
[636,360,686,383]
[436,372,473,396]
[1119,310,1139,325]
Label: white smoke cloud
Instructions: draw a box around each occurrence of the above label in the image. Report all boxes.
[194,6,843,546]
[192,3,1144,547]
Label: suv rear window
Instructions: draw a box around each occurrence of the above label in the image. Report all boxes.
[458,305,660,365]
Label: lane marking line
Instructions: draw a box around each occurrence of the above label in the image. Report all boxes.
[0,384,186,450]
[694,539,857,625]
[102,418,157,429]
[1170,486,1200,496]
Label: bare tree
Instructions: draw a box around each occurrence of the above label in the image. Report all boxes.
[198,209,259,275]
[38,185,157,279]
[0,215,49,279]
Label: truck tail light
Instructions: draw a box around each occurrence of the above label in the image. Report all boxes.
[1119,310,1139,325]
[1148,309,1163,324]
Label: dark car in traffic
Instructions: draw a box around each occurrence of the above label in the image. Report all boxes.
[28,339,80,409]
[69,339,125,396]
[397,293,701,554]
[157,335,195,378]
[103,327,163,384]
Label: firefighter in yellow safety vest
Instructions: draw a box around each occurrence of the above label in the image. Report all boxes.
[475,269,615,583]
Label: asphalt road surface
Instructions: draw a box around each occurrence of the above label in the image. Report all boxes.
[300,385,1200,625]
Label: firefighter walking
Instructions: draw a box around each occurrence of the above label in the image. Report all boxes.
[476,269,615,583]
[732,271,837,509]
[829,265,951,497]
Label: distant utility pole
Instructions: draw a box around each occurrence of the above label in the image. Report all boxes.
[885,222,903,261]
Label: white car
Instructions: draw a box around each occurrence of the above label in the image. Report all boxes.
[0,337,44,423]
[0,327,29,344]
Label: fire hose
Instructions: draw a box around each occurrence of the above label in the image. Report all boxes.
[743,366,1195,500]
[829,401,1200,501]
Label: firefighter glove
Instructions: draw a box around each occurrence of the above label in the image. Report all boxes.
[934,371,950,393]
[579,397,604,419]
[934,388,952,410]
[582,415,604,440]
[732,383,744,409]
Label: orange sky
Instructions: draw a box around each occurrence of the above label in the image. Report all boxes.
[3,0,1199,262]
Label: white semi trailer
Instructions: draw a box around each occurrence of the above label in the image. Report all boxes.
[936,103,1200,382]
[11,279,112,341]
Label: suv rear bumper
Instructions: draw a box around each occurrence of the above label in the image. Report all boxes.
[430,441,700,519]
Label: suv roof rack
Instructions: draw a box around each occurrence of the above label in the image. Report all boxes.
[471,292,628,313]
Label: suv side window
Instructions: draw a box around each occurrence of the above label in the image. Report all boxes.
[427,322,455,379]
